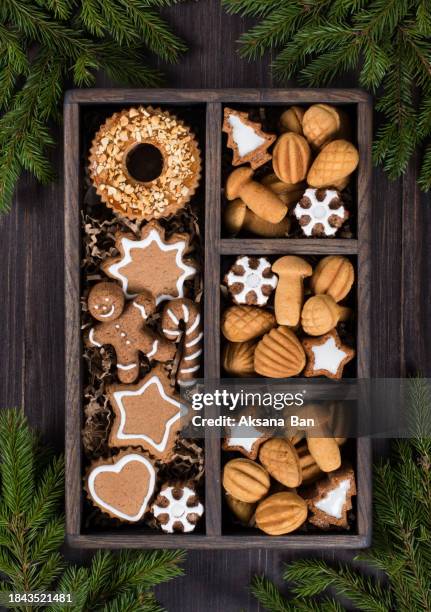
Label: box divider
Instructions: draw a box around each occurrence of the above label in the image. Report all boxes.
[220,238,359,255]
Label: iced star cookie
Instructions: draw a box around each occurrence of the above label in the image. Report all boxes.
[107,365,186,461]
[302,329,355,379]
[86,282,175,383]
[85,450,156,522]
[302,464,356,529]
[222,107,276,169]
[224,256,278,307]
[151,482,204,533]
[294,188,348,237]
[102,221,197,303]
[222,421,269,460]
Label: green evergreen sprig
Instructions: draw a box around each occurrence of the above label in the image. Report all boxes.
[222,0,431,191]
[251,377,431,612]
[0,0,187,215]
[0,408,185,612]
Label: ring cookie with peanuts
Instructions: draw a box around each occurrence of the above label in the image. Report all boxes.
[107,365,185,461]
[102,220,198,303]
[161,298,202,386]
[86,282,175,383]
[224,256,278,307]
[151,481,204,533]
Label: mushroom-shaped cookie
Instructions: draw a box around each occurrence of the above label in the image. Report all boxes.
[224,199,291,237]
[225,167,287,224]
[301,295,351,336]
[272,256,313,326]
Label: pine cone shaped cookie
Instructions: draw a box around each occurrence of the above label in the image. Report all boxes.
[254,326,306,378]
[307,139,359,188]
[301,295,341,336]
[221,306,275,342]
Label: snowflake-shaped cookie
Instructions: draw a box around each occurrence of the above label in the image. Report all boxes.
[294,188,348,237]
[224,256,278,306]
[152,482,204,533]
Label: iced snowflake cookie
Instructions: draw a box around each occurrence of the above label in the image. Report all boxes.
[222,107,275,169]
[107,365,185,461]
[224,256,278,306]
[85,450,157,522]
[294,188,348,237]
[102,220,197,303]
[302,464,356,529]
[89,106,201,220]
[151,482,204,533]
[302,329,355,379]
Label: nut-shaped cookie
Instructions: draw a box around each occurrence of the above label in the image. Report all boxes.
[259,438,302,487]
[223,458,270,503]
[296,443,322,484]
[254,326,306,378]
[272,256,312,326]
[222,340,256,377]
[272,133,311,184]
[221,306,275,342]
[307,139,359,188]
[225,493,255,525]
[301,295,345,336]
[255,492,308,535]
[279,106,305,134]
[307,437,341,472]
[311,256,354,302]
[303,104,341,148]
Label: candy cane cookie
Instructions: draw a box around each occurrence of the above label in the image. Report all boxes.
[161,298,202,386]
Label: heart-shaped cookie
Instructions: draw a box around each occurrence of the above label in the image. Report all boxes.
[87,452,156,522]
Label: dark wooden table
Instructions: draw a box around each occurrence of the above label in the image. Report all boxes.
[1,1,430,610]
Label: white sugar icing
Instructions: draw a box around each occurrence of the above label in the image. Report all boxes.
[146,339,158,359]
[98,304,115,318]
[132,301,147,319]
[88,453,156,522]
[315,479,350,518]
[294,188,345,236]
[228,114,266,157]
[225,422,265,453]
[107,229,196,303]
[153,485,203,533]
[117,363,137,370]
[226,256,277,306]
[312,336,347,374]
[89,328,102,347]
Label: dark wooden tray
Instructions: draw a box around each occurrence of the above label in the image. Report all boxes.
[64,88,372,549]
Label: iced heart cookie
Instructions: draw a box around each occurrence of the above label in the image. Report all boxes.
[307,139,359,188]
[102,220,197,303]
[294,188,348,237]
[151,482,204,533]
[222,340,257,377]
[222,421,269,460]
[311,256,354,302]
[86,282,175,383]
[221,305,275,342]
[272,256,312,326]
[107,365,184,461]
[224,256,278,306]
[254,326,306,378]
[302,329,355,379]
[303,464,356,529]
[86,450,156,522]
[222,107,276,169]
[161,298,202,386]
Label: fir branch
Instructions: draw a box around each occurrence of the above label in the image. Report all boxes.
[0,0,188,214]
[224,0,431,189]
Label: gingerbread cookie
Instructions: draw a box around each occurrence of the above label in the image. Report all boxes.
[222,421,269,460]
[161,298,203,386]
[222,107,276,169]
[303,464,356,529]
[224,256,278,306]
[86,282,175,383]
[151,482,204,533]
[107,365,185,460]
[102,221,197,302]
[294,188,348,237]
[302,329,355,379]
[85,450,156,522]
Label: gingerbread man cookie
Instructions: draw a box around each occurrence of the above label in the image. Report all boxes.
[108,365,185,461]
[102,220,198,303]
[151,482,204,533]
[224,256,278,306]
[161,298,203,386]
[86,282,175,383]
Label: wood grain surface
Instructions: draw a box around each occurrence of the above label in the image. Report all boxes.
[0,1,429,610]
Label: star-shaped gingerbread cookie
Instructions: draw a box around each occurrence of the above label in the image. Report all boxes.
[302,329,354,379]
[222,107,276,169]
[108,365,186,460]
[102,220,197,304]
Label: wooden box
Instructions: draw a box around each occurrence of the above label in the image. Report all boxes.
[64,89,372,549]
